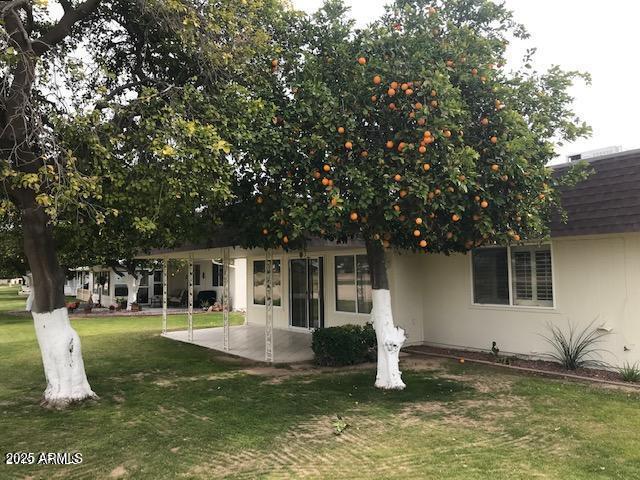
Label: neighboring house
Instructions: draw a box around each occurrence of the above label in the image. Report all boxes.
[72,260,247,311]
[140,149,640,367]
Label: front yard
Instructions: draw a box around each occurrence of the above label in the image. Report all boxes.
[0,285,639,479]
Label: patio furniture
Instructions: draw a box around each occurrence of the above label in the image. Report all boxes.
[168,289,187,307]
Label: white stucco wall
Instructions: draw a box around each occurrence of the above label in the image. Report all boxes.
[232,258,247,311]
[418,233,640,367]
[242,233,640,367]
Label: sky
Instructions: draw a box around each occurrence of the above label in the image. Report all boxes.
[291,0,640,162]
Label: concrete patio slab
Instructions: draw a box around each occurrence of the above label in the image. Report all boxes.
[163,324,314,363]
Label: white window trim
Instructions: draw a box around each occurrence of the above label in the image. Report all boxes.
[469,242,557,311]
[334,254,372,315]
[251,258,284,309]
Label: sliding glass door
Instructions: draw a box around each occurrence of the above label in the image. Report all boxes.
[289,258,324,329]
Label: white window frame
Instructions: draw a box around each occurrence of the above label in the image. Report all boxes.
[469,243,556,310]
[252,258,283,308]
[334,254,372,315]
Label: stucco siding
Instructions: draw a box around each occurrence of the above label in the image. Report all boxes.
[418,234,640,367]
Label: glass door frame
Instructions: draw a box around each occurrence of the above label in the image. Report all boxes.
[288,256,324,330]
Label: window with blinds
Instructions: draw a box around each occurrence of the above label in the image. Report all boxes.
[472,244,554,308]
[511,246,553,307]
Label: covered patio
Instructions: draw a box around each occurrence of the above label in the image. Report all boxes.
[139,243,289,363]
[163,324,313,363]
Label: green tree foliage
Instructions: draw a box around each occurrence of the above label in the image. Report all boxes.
[0,0,292,275]
[232,0,591,254]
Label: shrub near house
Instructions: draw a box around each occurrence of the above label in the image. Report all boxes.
[312,324,376,366]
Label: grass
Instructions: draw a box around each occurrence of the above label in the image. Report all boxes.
[0,285,639,479]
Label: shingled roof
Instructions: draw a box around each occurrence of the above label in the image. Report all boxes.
[551,148,640,237]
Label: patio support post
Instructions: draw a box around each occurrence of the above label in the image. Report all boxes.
[188,255,194,341]
[162,259,168,334]
[222,248,230,351]
[265,249,274,362]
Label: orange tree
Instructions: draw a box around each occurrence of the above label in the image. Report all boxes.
[231,0,590,389]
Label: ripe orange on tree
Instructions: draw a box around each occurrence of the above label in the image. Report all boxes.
[358,57,366,65]
[480,200,489,209]
[350,212,358,221]
[422,163,431,171]
[413,229,421,237]
[323,164,331,172]
[373,75,382,84]
[345,141,353,149]
[337,126,345,134]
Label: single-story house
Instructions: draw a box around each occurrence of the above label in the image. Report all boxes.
[70,260,247,311]
[138,148,640,368]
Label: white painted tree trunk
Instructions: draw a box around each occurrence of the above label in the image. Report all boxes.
[371,289,406,390]
[32,307,97,408]
[125,276,140,311]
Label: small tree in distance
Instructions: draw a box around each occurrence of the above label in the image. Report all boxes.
[234,0,590,389]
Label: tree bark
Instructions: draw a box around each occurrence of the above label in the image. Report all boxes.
[22,200,97,408]
[365,237,406,390]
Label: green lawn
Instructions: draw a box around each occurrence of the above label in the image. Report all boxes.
[0,285,639,479]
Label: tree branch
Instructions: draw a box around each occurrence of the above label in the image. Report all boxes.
[32,0,101,56]
[58,0,74,13]
[1,0,29,15]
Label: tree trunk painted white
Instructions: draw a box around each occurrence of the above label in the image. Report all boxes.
[26,290,34,312]
[371,289,406,390]
[125,276,140,311]
[32,307,97,408]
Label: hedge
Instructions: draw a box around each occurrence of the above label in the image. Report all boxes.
[311,323,377,366]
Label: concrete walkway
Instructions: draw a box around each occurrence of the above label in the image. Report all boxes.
[163,324,314,363]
